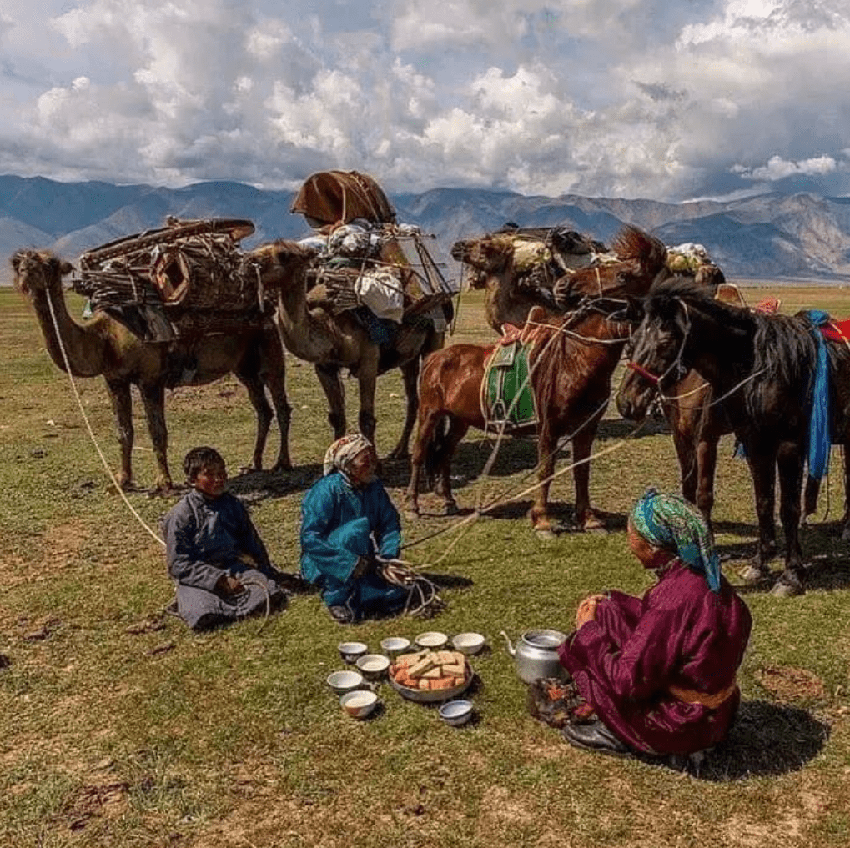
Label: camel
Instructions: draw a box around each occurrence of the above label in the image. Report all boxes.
[250,239,448,458]
[14,249,294,492]
[451,235,560,334]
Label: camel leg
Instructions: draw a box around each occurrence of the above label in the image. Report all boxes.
[106,378,135,491]
[315,364,346,439]
[841,447,850,541]
[138,382,173,493]
[387,357,420,461]
[257,335,292,472]
[357,354,379,443]
[572,423,606,531]
[236,372,275,472]
[772,440,805,596]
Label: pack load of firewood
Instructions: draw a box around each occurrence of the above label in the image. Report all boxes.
[74,218,263,322]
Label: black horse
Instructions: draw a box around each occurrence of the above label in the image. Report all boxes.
[617,277,850,596]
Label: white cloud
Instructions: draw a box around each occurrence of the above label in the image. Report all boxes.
[0,0,849,199]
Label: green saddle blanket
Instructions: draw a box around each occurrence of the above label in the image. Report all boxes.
[482,340,537,429]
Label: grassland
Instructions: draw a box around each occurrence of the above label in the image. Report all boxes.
[1,283,849,848]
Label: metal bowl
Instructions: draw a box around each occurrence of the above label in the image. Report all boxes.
[439,699,473,726]
[327,669,365,695]
[338,641,368,664]
[340,689,378,719]
[355,653,391,679]
[415,630,448,650]
[452,632,486,655]
[380,636,411,657]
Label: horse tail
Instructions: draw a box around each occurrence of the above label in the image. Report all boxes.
[422,413,453,488]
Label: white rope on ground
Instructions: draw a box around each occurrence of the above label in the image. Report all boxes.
[45,286,166,547]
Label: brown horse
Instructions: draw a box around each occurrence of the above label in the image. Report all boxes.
[405,300,634,534]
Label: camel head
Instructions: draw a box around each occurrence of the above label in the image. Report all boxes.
[246,239,318,291]
[451,235,515,290]
[12,250,74,298]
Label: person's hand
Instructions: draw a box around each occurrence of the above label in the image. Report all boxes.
[575,594,605,629]
[216,574,244,595]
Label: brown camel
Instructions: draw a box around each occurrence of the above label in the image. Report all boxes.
[452,226,668,335]
[249,239,447,458]
[451,234,559,334]
[14,249,295,492]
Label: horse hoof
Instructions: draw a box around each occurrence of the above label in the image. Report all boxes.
[770,578,804,597]
[441,502,459,516]
[581,515,607,533]
[739,565,769,585]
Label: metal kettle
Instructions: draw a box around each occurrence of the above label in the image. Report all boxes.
[501,629,568,684]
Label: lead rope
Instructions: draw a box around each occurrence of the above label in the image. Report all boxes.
[45,286,166,547]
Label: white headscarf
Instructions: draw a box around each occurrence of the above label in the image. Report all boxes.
[323,434,373,477]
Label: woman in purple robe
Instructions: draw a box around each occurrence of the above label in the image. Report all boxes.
[554,489,752,758]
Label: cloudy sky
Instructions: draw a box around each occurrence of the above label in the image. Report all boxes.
[0,0,848,201]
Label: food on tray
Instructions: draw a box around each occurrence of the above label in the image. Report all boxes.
[390,649,470,691]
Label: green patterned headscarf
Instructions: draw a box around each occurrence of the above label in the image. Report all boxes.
[630,489,722,592]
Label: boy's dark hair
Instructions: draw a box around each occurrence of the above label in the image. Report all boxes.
[183,446,225,483]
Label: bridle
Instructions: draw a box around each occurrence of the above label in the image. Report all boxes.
[625,299,691,392]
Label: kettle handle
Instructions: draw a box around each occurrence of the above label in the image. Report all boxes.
[500,630,516,657]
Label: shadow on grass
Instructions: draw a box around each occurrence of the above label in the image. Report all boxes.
[683,699,830,781]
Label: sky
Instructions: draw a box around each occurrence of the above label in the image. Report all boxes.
[0,0,848,202]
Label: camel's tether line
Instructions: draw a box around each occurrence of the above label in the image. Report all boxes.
[46,286,166,548]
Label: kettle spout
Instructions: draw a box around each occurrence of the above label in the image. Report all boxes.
[500,630,516,657]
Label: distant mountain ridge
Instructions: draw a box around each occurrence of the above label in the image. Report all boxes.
[2,174,850,284]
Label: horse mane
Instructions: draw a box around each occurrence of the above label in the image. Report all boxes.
[647,276,818,417]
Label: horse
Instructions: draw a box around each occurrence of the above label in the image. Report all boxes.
[405,299,633,535]
[616,276,850,596]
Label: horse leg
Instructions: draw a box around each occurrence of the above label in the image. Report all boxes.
[138,382,174,494]
[572,422,606,531]
[739,446,777,583]
[529,425,558,537]
[694,433,718,529]
[772,440,805,596]
[387,357,420,461]
[315,363,346,439]
[841,446,850,541]
[106,378,136,491]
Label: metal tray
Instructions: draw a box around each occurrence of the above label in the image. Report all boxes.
[389,669,474,703]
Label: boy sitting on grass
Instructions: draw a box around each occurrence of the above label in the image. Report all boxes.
[162,446,289,630]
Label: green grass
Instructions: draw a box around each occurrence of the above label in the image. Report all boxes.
[1,284,849,847]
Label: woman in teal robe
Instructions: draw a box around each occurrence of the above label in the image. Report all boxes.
[300,435,409,623]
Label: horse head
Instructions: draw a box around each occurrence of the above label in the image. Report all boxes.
[616,284,695,421]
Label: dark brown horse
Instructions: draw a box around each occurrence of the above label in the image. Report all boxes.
[405,300,634,534]
[617,277,850,596]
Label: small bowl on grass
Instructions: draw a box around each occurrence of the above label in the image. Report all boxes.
[338,641,368,664]
[452,632,486,655]
[380,636,411,657]
[327,669,365,696]
[340,689,378,719]
[439,699,473,727]
[355,653,391,680]
[415,631,448,650]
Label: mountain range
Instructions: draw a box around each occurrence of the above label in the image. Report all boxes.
[2,174,850,284]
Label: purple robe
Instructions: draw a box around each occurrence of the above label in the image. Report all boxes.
[558,560,752,755]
